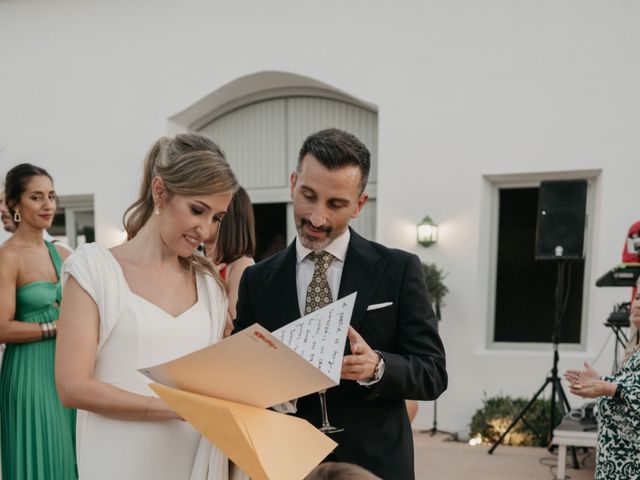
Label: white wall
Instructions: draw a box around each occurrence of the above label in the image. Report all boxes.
[1,0,639,433]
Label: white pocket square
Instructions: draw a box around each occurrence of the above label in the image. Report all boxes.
[367,302,393,311]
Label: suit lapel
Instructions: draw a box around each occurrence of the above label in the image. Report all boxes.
[263,242,302,331]
[338,229,387,332]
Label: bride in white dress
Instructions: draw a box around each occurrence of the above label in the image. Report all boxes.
[55,134,239,480]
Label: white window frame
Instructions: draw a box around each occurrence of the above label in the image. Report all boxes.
[483,170,600,352]
[55,194,94,249]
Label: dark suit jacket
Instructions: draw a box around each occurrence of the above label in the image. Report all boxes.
[234,229,447,480]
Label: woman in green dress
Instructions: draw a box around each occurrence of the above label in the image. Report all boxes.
[0,163,76,479]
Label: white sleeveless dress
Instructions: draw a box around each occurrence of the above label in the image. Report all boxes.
[63,243,230,480]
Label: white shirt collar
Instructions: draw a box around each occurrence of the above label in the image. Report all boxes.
[295,228,350,264]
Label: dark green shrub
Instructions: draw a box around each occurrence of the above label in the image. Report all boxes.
[469,394,564,447]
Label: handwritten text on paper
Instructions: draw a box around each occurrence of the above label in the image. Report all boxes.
[273,292,356,384]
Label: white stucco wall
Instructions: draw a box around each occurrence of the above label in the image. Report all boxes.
[1,0,639,434]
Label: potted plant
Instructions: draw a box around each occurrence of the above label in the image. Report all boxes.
[419,262,450,434]
[421,262,449,320]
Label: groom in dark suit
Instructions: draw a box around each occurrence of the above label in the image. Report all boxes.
[234,128,447,479]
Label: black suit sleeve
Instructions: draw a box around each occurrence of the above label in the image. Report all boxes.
[367,254,447,401]
[231,268,255,334]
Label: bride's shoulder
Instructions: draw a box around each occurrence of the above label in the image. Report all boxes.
[66,242,111,265]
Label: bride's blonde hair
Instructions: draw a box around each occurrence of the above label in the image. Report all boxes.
[123,133,238,288]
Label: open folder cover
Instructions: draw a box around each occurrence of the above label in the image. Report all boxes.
[140,292,356,480]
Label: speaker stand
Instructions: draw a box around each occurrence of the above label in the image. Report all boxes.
[422,398,455,438]
[420,305,455,438]
[488,261,579,470]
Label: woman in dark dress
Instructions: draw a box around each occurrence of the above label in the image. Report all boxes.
[565,286,640,479]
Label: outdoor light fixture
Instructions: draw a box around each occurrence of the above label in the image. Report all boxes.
[417,216,438,247]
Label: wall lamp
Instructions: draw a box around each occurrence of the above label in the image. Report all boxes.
[417,216,438,247]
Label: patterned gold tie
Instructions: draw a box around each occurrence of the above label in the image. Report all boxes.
[305,251,335,314]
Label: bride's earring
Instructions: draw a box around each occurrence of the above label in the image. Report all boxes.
[13,211,21,223]
[155,206,160,215]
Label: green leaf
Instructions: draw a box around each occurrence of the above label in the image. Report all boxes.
[421,262,449,307]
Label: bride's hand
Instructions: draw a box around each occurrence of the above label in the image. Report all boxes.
[144,397,184,421]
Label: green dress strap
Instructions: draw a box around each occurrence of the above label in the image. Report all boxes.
[45,240,63,277]
[45,240,63,304]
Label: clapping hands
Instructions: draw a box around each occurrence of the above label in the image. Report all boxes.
[564,362,609,399]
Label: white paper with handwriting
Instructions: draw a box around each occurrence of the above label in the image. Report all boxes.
[138,292,356,408]
[273,291,356,384]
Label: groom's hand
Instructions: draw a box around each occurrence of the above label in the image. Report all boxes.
[341,326,379,381]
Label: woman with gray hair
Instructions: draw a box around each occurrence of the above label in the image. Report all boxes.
[623,278,640,363]
[565,280,640,479]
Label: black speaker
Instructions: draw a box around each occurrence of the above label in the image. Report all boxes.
[535,180,587,260]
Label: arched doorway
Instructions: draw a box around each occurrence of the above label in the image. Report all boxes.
[171,72,378,259]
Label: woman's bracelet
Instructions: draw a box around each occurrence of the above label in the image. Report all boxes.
[40,321,57,339]
[40,322,50,339]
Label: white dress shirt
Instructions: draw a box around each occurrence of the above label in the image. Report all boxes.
[295,228,384,386]
[295,229,350,314]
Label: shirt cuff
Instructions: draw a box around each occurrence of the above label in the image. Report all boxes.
[271,399,298,413]
[358,350,385,387]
